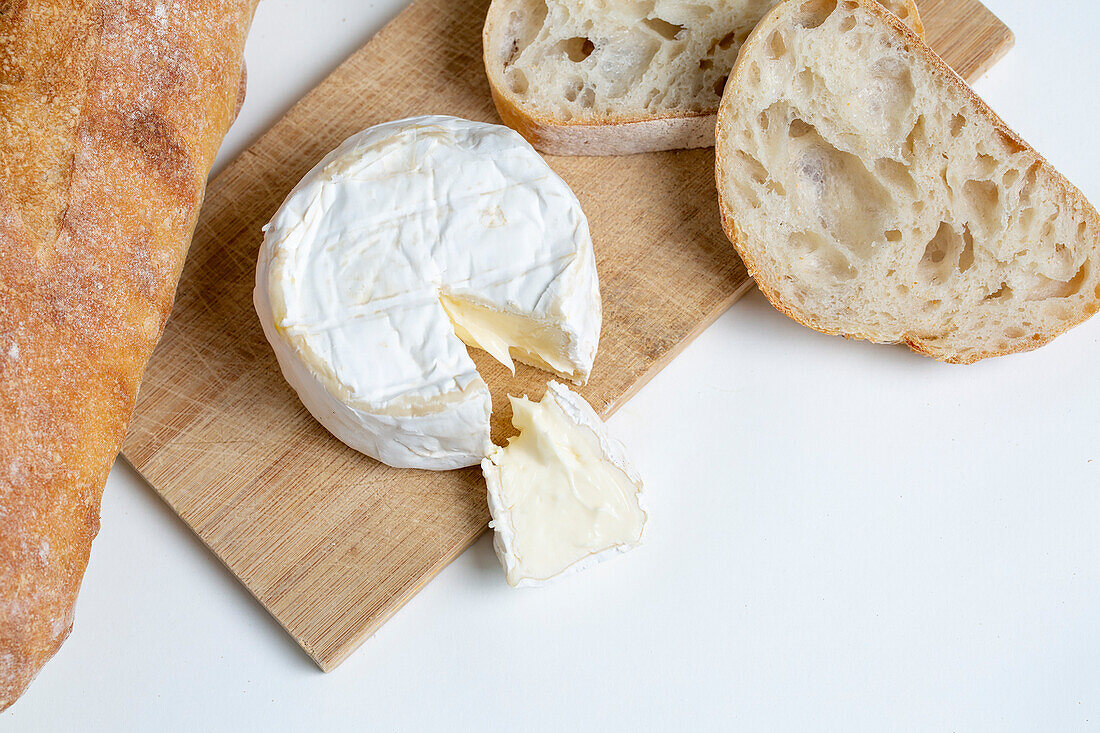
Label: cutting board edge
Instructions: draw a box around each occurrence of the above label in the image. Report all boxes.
[966,29,1015,83]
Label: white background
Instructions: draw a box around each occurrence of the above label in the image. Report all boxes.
[7,0,1100,729]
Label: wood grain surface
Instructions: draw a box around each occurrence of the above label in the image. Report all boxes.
[121,0,1013,671]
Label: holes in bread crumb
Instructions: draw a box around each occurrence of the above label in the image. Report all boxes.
[1005,326,1026,339]
[735,148,786,196]
[505,68,529,94]
[940,168,953,198]
[746,62,762,87]
[798,0,838,29]
[920,222,974,283]
[699,58,713,70]
[504,38,521,66]
[757,111,771,132]
[958,227,975,272]
[1019,162,1041,203]
[791,231,856,282]
[1002,168,1020,188]
[839,15,856,32]
[717,29,738,50]
[788,123,892,258]
[642,17,684,40]
[1055,242,1070,263]
[502,3,547,63]
[996,129,1026,156]
[962,179,1000,232]
[561,37,595,62]
[735,151,769,186]
[713,75,728,97]
[563,78,583,102]
[902,115,925,161]
[1026,261,1088,301]
[949,114,965,138]
[794,69,818,96]
[1047,205,1063,233]
[767,30,787,59]
[922,227,949,265]
[789,118,813,138]
[985,282,1013,301]
[577,85,595,109]
[975,154,998,179]
[875,158,916,197]
[885,229,903,243]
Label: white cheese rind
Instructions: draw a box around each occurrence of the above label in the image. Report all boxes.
[483,381,647,587]
[255,116,600,470]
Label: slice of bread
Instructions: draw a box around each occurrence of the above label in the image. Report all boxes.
[483,0,922,155]
[715,0,1100,364]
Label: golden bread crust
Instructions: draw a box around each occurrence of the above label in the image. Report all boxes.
[0,0,257,709]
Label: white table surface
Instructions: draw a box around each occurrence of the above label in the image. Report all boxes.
[8,1,1100,729]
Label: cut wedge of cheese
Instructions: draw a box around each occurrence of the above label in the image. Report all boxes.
[483,382,647,587]
[255,116,601,470]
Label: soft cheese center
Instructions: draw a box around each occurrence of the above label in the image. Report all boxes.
[490,391,646,583]
[439,293,577,377]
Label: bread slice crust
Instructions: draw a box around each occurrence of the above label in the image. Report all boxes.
[483,0,922,156]
[715,0,1100,364]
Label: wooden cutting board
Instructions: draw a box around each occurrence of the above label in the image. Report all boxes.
[122,0,1013,671]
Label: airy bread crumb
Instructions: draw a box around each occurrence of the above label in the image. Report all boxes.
[716,0,1100,363]
[483,0,922,155]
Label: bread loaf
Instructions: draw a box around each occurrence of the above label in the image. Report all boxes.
[483,0,922,155]
[0,0,257,709]
[715,0,1100,363]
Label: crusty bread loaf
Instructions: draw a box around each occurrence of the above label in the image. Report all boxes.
[0,0,256,710]
[715,0,1100,363]
[483,0,922,155]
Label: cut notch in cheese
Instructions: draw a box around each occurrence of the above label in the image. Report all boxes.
[255,116,601,470]
[439,292,581,378]
[483,381,646,587]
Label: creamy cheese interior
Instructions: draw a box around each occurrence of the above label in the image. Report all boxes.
[488,391,646,585]
[439,293,577,378]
